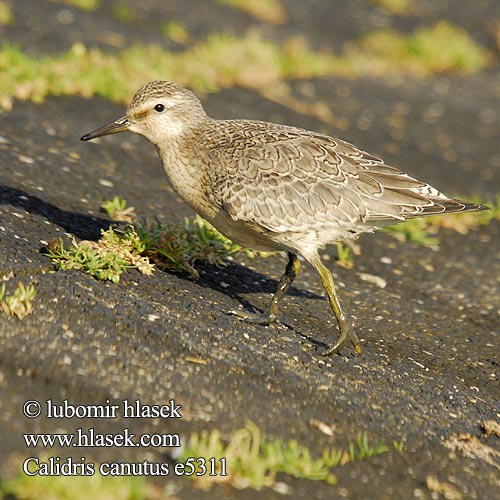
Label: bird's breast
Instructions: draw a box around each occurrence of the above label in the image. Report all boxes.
[159,147,220,220]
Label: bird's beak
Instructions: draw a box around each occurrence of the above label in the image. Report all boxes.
[80,116,130,141]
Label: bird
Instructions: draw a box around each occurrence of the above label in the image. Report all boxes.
[81,80,488,356]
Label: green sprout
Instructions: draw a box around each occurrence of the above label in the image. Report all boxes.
[136,216,240,278]
[383,218,440,247]
[335,242,354,269]
[0,281,37,319]
[393,440,405,452]
[101,196,135,222]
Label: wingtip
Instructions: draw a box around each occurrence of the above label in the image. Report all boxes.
[460,201,490,213]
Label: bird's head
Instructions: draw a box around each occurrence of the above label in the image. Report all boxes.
[80,81,207,146]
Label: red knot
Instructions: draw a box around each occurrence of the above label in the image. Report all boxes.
[81,81,488,355]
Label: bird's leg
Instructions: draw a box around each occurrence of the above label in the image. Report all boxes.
[231,252,300,325]
[308,253,362,356]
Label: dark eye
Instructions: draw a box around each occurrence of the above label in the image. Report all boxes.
[154,103,165,112]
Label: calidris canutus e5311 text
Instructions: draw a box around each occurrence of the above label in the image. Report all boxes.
[81,81,488,355]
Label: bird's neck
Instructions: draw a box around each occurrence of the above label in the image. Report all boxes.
[157,133,218,220]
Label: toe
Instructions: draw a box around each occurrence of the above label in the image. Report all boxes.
[227,309,275,326]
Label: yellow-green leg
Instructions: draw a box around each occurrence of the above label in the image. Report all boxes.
[231,252,300,325]
[308,253,362,356]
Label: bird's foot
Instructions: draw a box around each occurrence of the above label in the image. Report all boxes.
[322,319,362,356]
[228,308,277,326]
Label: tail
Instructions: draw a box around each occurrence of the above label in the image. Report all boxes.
[405,198,490,218]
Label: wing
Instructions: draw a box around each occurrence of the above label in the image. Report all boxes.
[206,122,478,235]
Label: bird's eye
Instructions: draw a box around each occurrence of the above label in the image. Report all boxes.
[154,103,165,113]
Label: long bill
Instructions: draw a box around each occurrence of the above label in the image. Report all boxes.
[80,116,130,141]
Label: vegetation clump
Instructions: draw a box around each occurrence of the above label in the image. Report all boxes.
[183,421,392,490]
[0,281,36,319]
[46,211,241,282]
[0,22,491,111]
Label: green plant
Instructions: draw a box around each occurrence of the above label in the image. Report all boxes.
[393,440,405,452]
[101,196,135,222]
[335,242,354,268]
[46,214,245,282]
[344,21,492,77]
[1,467,150,500]
[1,21,490,112]
[183,421,391,490]
[161,21,190,44]
[0,0,13,25]
[136,216,240,278]
[112,2,135,23]
[348,432,389,461]
[46,228,154,283]
[384,194,499,247]
[0,281,36,319]
[383,218,440,247]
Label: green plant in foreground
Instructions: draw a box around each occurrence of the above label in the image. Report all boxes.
[183,421,391,490]
[137,216,240,278]
[46,215,242,282]
[1,470,149,500]
[0,281,36,319]
[0,427,402,497]
[46,228,154,283]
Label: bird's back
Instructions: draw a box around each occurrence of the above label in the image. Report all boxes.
[188,118,485,252]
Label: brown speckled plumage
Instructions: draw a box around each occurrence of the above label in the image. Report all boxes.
[81,80,488,355]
